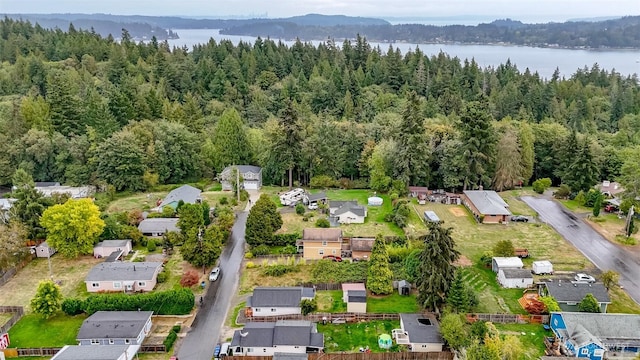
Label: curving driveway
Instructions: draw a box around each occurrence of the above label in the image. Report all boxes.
[522,196,640,304]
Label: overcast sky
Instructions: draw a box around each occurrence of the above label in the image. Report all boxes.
[1,0,638,22]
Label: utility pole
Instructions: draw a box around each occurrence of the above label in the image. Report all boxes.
[198,227,205,274]
[236,165,240,203]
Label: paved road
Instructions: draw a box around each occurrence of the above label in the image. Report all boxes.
[521,196,640,304]
[176,211,248,360]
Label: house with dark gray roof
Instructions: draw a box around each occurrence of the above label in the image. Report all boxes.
[247,287,315,317]
[303,192,327,206]
[93,239,132,259]
[77,311,153,346]
[220,165,262,190]
[462,190,511,223]
[550,312,640,360]
[152,184,201,212]
[329,200,367,224]
[231,320,324,356]
[393,313,444,352]
[85,262,163,293]
[542,281,611,313]
[51,345,134,360]
[137,218,179,237]
[498,268,533,288]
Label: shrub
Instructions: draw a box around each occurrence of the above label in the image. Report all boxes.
[300,298,318,315]
[492,240,515,257]
[240,190,249,202]
[338,178,353,189]
[76,289,195,315]
[532,178,552,194]
[273,233,300,246]
[262,264,297,277]
[133,255,146,262]
[61,298,84,316]
[231,198,238,206]
[584,189,602,208]
[147,239,157,252]
[310,175,335,188]
[163,330,178,350]
[180,270,201,288]
[246,261,257,269]
[219,196,228,205]
[574,191,586,206]
[279,245,298,255]
[554,184,571,199]
[315,218,330,228]
[244,252,254,259]
[251,245,270,256]
[156,270,169,283]
[480,251,493,267]
[171,324,181,333]
[295,203,305,215]
[302,216,309,222]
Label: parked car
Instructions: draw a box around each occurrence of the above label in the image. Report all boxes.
[574,273,596,283]
[511,215,529,222]
[308,203,318,210]
[604,204,618,213]
[322,255,343,262]
[209,267,221,281]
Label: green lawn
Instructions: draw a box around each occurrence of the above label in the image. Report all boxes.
[319,320,401,353]
[317,290,347,313]
[493,323,551,359]
[558,199,591,213]
[8,313,86,347]
[460,266,527,314]
[608,286,640,314]
[229,301,247,327]
[367,293,420,313]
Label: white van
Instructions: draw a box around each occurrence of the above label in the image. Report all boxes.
[219,342,230,358]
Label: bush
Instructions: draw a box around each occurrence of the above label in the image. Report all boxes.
[147,239,157,252]
[171,324,181,333]
[310,175,335,188]
[180,270,201,288]
[231,198,238,206]
[133,255,146,262]
[156,270,169,283]
[303,216,310,222]
[219,196,228,205]
[273,233,300,246]
[262,264,297,277]
[244,252,254,259]
[246,261,257,269]
[532,178,552,194]
[338,178,353,189]
[315,218,330,228]
[251,245,271,256]
[61,298,84,316]
[240,190,249,202]
[480,251,493,267]
[163,329,178,350]
[554,184,571,199]
[300,298,318,315]
[279,245,298,255]
[70,289,195,315]
[584,189,602,208]
[295,203,305,215]
[492,240,515,257]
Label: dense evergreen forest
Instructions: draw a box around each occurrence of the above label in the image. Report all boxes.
[0,18,639,202]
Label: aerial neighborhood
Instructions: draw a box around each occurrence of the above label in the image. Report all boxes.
[1,11,640,360]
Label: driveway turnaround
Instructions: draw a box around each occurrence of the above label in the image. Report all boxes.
[176,211,248,360]
[522,196,640,304]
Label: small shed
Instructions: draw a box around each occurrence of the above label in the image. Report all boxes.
[36,241,56,258]
[423,211,440,223]
[398,280,411,296]
[342,283,366,302]
[532,260,554,275]
[346,290,367,313]
[498,269,534,288]
[491,257,523,273]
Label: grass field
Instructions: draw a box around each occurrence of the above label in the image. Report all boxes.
[367,293,419,313]
[317,290,347,312]
[585,213,640,245]
[459,265,526,314]
[558,199,592,213]
[106,191,168,213]
[239,264,314,294]
[493,322,550,359]
[319,320,400,353]
[8,313,86,347]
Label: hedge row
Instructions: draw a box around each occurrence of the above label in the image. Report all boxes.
[273,233,300,246]
[62,288,195,316]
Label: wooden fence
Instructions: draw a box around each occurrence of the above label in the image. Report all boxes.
[0,306,24,335]
[16,348,61,356]
[0,258,32,287]
[226,352,453,360]
[296,282,343,291]
[247,312,400,323]
[140,344,167,353]
[467,313,549,324]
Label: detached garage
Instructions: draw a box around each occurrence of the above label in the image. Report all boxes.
[491,257,523,273]
[498,269,533,288]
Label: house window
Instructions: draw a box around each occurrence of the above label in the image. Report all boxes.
[247,348,253,353]
[332,249,337,254]
[271,308,276,312]
[113,282,122,289]
[263,349,267,353]
[125,339,130,344]
[91,339,100,345]
[255,308,261,312]
[109,339,115,344]
[567,302,577,305]
[319,249,324,255]
[581,349,589,355]
[91,283,100,288]
[322,241,327,246]
[138,281,146,287]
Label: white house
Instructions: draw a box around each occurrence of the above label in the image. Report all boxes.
[51,345,136,360]
[93,239,133,259]
[393,313,444,352]
[329,201,367,224]
[247,287,315,317]
[220,165,262,190]
[77,311,153,346]
[230,321,324,356]
[491,257,524,273]
[137,218,179,237]
[498,268,534,288]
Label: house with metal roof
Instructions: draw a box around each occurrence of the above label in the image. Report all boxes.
[220,165,262,190]
[462,190,511,224]
[393,313,444,352]
[329,200,367,224]
[85,262,163,293]
[491,257,524,273]
[549,312,640,360]
[498,268,533,288]
[542,281,611,313]
[51,345,134,360]
[77,311,153,346]
[137,218,179,237]
[247,287,315,317]
[230,320,324,356]
[152,184,201,212]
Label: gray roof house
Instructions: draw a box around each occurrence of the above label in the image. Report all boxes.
[152,185,201,212]
[231,320,324,356]
[137,218,179,237]
[247,287,316,317]
[394,313,444,352]
[93,239,132,259]
[462,190,511,224]
[550,312,640,360]
[85,262,163,293]
[542,281,611,313]
[51,345,134,360]
[77,311,153,346]
[220,165,263,191]
[329,200,367,224]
